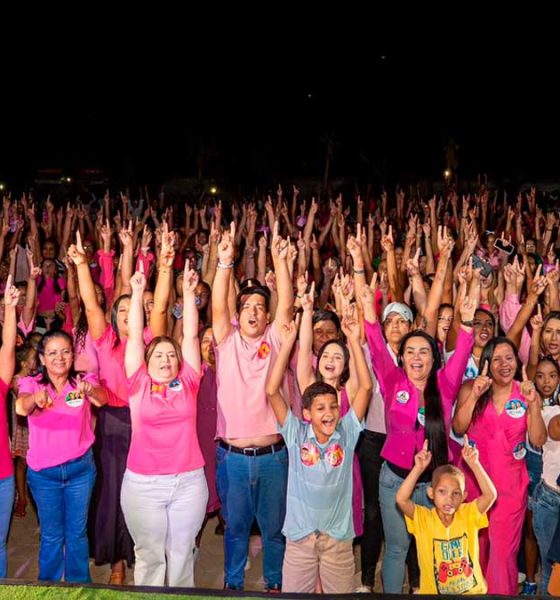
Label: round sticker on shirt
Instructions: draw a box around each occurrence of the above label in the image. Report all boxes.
[324,443,344,468]
[396,390,410,405]
[417,407,425,428]
[468,438,477,449]
[65,390,84,408]
[257,342,271,359]
[505,399,527,419]
[168,378,182,392]
[513,441,527,460]
[464,366,478,380]
[300,442,320,467]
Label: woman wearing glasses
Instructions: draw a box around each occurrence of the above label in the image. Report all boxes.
[16,330,107,582]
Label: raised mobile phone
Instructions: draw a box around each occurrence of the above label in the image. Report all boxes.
[472,255,493,278]
[494,238,515,255]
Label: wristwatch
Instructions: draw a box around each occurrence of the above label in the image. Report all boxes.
[461,319,474,327]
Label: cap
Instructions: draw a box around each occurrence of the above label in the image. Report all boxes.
[382,302,414,323]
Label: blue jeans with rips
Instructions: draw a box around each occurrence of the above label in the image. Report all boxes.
[216,445,288,590]
[27,449,96,582]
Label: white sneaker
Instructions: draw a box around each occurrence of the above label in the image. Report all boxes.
[245,557,251,571]
[518,572,527,585]
[355,585,372,593]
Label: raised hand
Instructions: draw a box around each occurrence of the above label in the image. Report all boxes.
[341,306,360,342]
[461,435,479,467]
[530,303,544,331]
[67,231,87,265]
[471,362,492,399]
[520,365,539,405]
[279,315,300,348]
[183,268,199,295]
[217,222,236,264]
[459,295,477,322]
[3,275,20,307]
[300,281,315,313]
[130,267,147,293]
[414,439,432,471]
[35,389,52,410]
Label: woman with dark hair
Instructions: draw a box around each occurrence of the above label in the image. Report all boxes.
[16,329,107,582]
[67,229,170,584]
[360,279,476,593]
[298,282,371,540]
[453,337,547,595]
[121,263,207,587]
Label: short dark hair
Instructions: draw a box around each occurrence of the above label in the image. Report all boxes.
[302,381,337,410]
[236,287,270,314]
[431,464,465,490]
[312,309,341,331]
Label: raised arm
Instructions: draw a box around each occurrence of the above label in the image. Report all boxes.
[181,267,201,375]
[0,276,18,385]
[212,222,235,346]
[521,366,547,447]
[461,438,497,513]
[151,223,174,337]
[396,441,431,519]
[296,282,316,393]
[270,221,294,329]
[124,269,147,378]
[265,318,298,427]
[341,309,372,421]
[452,365,491,436]
[68,231,107,340]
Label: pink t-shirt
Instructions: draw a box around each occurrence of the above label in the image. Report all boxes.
[18,372,98,471]
[37,277,66,313]
[215,323,282,439]
[94,324,153,407]
[126,362,203,475]
[0,378,14,478]
[74,331,99,375]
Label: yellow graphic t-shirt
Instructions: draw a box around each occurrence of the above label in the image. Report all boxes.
[405,501,488,594]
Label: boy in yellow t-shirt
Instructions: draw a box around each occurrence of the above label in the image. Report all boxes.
[396,436,497,595]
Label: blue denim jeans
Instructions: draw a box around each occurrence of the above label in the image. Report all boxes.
[533,480,560,594]
[216,445,288,590]
[27,449,96,582]
[0,475,15,577]
[379,462,432,593]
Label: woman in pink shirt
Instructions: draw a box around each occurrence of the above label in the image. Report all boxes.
[361,282,475,593]
[68,229,168,584]
[453,337,547,595]
[36,258,65,318]
[16,329,107,582]
[0,277,20,577]
[121,264,207,587]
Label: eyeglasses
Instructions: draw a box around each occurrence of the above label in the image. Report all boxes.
[45,349,73,359]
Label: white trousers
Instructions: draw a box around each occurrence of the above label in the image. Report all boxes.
[121,467,208,587]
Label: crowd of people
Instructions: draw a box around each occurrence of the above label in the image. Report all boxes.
[0,184,559,594]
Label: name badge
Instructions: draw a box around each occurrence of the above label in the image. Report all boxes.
[168,378,182,392]
[65,391,84,408]
[505,399,526,419]
[513,441,527,460]
[396,390,410,405]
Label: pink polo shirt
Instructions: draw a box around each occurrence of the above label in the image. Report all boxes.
[94,324,153,407]
[365,320,473,469]
[37,276,66,313]
[214,322,282,439]
[0,378,14,479]
[18,372,98,471]
[126,362,203,475]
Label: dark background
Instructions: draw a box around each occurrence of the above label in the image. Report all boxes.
[2,10,559,188]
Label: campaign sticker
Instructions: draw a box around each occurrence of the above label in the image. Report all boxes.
[513,441,527,460]
[324,443,344,468]
[168,378,182,392]
[505,399,526,419]
[65,391,84,408]
[468,439,477,449]
[396,390,410,405]
[417,407,426,427]
[300,442,320,467]
[258,342,271,359]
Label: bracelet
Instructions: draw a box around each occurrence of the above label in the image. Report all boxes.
[217,260,234,269]
[353,268,365,275]
[460,319,474,327]
[296,293,303,299]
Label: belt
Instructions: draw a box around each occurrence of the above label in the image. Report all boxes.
[219,440,285,456]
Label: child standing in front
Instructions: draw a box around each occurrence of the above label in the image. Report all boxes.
[265,310,372,593]
[396,437,497,595]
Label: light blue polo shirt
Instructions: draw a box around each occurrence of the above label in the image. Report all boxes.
[278,408,364,542]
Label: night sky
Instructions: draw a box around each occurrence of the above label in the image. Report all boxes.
[2,12,560,188]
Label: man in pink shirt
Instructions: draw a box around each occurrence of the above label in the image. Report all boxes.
[212,222,293,592]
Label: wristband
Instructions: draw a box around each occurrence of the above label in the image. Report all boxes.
[353,268,365,275]
[217,260,234,269]
[461,319,474,327]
